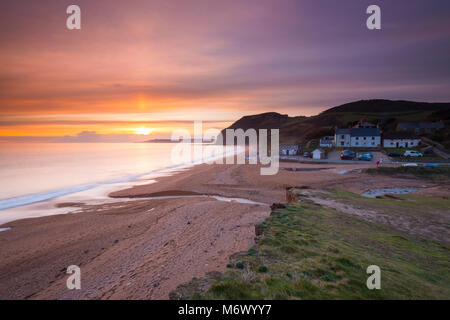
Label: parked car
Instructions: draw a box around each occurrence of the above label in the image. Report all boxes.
[340,150,356,160]
[303,152,311,158]
[404,150,423,157]
[388,152,402,157]
[357,152,373,161]
[425,163,438,167]
[402,163,418,167]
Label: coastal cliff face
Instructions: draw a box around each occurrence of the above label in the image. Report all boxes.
[221,99,450,145]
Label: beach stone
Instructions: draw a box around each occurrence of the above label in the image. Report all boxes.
[270,203,286,211]
[286,188,299,204]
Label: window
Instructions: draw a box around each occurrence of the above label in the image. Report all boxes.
[341,141,344,146]
[372,136,375,140]
[363,137,367,140]
[341,135,345,139]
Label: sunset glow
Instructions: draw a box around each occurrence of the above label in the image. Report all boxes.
[0,0,449,142]
[131,127,154,135]
[0,0,449,303]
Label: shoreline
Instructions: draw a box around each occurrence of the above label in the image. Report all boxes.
[0,165,198,226]
[0,144,242,224]
[0,161,446,299]
[0,162,274,299]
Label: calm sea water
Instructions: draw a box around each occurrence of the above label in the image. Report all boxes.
[0,142,229,211]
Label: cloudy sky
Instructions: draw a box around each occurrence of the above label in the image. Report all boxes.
[0,0,449,140]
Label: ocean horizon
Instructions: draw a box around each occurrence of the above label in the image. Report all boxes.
[0,142,234,213]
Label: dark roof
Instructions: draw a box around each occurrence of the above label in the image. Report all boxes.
[335,128,350,135]
[335,128,380,136]
[280,144,299,150]
[383,131,420,140]
[320,136,334,143]
[349,128,380,137]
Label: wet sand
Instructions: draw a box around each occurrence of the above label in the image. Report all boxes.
[0,162,445,299]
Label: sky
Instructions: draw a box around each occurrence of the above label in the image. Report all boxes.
[0,0,449,141]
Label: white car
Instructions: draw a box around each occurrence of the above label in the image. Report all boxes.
[404,150,423,157]
[402,163,418,167]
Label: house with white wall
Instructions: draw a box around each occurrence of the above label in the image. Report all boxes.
[312,148,326,159]
[383,132,421,148]
[335,128,381,148]
[335,129,351,147]
[319,136,334,148]
[280,144,299,156]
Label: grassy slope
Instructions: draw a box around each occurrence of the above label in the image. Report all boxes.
[365,166,450,180]
[323,188,450,212]
[171,200,450,300]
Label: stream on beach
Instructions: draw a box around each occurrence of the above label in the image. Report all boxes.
[361,187,425,198]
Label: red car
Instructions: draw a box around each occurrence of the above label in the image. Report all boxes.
[340,150,356,160]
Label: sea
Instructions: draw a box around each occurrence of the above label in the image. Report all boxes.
[0,142,235,225]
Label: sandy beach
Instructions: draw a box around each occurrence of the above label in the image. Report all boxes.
[0,161,447,300]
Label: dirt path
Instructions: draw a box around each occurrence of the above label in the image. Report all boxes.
[306,194,449,244]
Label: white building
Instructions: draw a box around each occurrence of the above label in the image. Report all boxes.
[335,129,351,147]
[335,128,381,148]
[312,148,326,159]
[280,144,299,156]
[383,132,421,148]
[319,136,334,148]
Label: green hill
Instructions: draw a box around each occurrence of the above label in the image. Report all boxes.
[222,99,450,145]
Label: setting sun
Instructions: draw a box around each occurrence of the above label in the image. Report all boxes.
[131,127,153,135]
